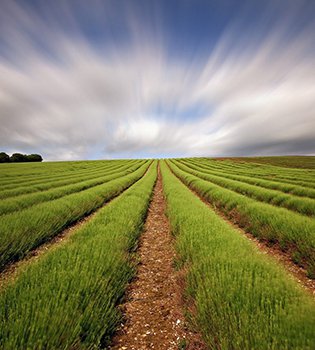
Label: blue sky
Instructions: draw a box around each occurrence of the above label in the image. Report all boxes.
[0,0,314,160]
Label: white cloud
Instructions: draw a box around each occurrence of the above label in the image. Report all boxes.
[0,0,314,159]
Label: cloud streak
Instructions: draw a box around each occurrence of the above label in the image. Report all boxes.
[0,0,314,160]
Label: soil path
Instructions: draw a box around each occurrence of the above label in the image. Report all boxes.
[167,163,315,297]
[109,166,206,350]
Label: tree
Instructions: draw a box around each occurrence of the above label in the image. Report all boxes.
[26,154,43,162]
[10,153,28,162]
[0,152,10,163]
[1,152,44,163]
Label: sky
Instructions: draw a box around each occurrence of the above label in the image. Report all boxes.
[0,0,314,160]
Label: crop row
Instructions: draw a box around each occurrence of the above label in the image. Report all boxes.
[182,159,315,199]
[0,161,145,216]
[161,161,315,349]
[191,158,315,185]
[0,161,85,178]
[173,160,315,216]
[0,162,157,349]
[167,161,315,278]
[0,161,151,271]
[0,160,113,185]
[0,159,136,191]
[0,160,141,200]
[195,158,315,188]
[230,156,315,169]
[0,159,117,179]
[205,157,315,178]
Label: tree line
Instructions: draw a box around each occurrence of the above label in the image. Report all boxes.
[0,152,43,163]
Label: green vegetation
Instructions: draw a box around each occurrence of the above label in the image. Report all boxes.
[173,160,315,216]
[0,161,150,270]
[222,156,315,169]
[0,152,43,163]
[0,161,137,200]
[0,161,144,215]
[0,153,10,163]
[191,158,315,188]
[161,161,315,349]
[184,159,315,199]
[168,160,315,277]
[0,159,128,182]
[0,162,157,349]
[0,156,314,349]
[0,159,136,191]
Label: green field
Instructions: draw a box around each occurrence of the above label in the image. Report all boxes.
[217,156,315,169]
[0,157,314,349]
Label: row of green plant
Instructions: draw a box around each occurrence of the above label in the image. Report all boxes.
[173,160,315,216]
[0,159,111,181]
[182,159,315,199]
[190,158,315,188]
[194,157,315,184]
[0,161,150,271]
[0,161,139,198]
[225,156,315,169]
[0,162,144,216]
[161,161,315,350]
[0,162,157,349]
[204,157,315,177]
[0,160,115,188]
[190,157,309,175]
[0,160,140,200]
[167,161,315,278]
[0,159,135,190]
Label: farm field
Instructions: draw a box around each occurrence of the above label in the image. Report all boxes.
[0,157,315,349]
[216,156,315,169]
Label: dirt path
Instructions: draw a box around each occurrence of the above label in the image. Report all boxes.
[168,164,315,297]
[109,167,206,350]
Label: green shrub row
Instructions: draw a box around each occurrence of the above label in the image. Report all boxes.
[0,161,150,271]
[0,161,144,215]
[0,159,136,191]
[0,160,112,185]
[173,160,315,216]
[188,158,315,188]
[182,159,315,199]
[168,161,315,278]
[0,160,140,200]
[0,162,157,349]
[0,159,114,179]
[161,161,315,349]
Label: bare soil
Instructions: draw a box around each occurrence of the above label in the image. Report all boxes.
[109,168,207,350]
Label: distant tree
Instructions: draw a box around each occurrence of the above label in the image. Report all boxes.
[2,152,43,163]
[0,152,10,163]
[10,153,28,162]
[26,154,43,162]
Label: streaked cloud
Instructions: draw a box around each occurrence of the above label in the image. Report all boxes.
[0,0,314,159]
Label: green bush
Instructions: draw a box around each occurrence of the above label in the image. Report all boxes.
[0,152,10,163]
